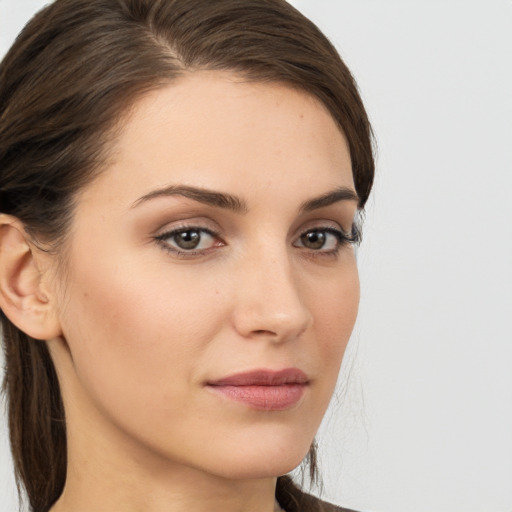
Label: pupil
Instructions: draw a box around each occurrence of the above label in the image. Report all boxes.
[302,231,325,249]
[175,230,200,249]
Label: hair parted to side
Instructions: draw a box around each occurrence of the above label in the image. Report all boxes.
[0,1,374,511]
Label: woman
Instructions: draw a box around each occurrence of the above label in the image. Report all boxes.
[0,1,374,511]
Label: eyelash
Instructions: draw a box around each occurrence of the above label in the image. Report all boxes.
[155,226,221,258]
[155,224,360,259]
[295,226,361,259]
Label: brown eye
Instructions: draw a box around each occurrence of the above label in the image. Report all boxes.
[157,227,220,253]
[300,230,327,250]
[293,227,347,253]
[173,230,202,250]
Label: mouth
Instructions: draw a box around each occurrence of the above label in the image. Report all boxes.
[206,368,309,411]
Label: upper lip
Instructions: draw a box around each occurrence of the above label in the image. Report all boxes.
[207,368,309,387]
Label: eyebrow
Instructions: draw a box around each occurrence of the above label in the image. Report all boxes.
[131,184,358,213]
[131,185,248,213]
[299,186,359,212]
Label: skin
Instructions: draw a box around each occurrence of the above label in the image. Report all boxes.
[15,72,360,512]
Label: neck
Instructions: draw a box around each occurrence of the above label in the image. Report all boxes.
[51,467,278,512]
[50,403,278,512]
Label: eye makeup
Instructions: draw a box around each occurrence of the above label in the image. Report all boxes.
[155,225,225,258]
[154,221,360,261]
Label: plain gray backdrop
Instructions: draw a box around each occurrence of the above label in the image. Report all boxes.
[1,1,511,511]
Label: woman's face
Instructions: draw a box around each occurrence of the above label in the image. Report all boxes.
[49,71,359,480]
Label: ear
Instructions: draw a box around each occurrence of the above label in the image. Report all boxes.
[0,215,62,340]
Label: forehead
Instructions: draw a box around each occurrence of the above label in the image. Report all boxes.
[82,71,354,208]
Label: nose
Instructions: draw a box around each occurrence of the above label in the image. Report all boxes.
[231,248,313,343]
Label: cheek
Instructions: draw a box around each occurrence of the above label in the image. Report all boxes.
[57,252,228,421]
[309,257,360,373]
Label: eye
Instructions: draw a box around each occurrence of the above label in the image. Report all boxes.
[295,229,339,251]
[293,226,359,254]
[156,227,222,253]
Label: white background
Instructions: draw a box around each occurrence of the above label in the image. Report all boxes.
[1,1,511,511]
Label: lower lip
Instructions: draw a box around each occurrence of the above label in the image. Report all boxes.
[207,384,306,411]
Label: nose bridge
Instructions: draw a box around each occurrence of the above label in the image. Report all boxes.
[232,240,312,341]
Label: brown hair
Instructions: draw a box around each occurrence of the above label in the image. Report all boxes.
[0,1,374,511]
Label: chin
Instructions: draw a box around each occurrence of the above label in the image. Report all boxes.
[212,456,307,481]
[196,431,314,481]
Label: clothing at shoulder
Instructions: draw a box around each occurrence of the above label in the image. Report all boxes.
[276,476,358,512]
[295,492,358,512]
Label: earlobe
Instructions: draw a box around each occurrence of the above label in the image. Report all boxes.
[0,215,62,340]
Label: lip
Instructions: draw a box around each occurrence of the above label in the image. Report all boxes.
[206,368,309,411]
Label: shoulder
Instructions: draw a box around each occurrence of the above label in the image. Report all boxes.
[276,476,359,512]
[297,492,358,512]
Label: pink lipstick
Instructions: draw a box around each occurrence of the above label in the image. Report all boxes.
[206,368,308,411]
